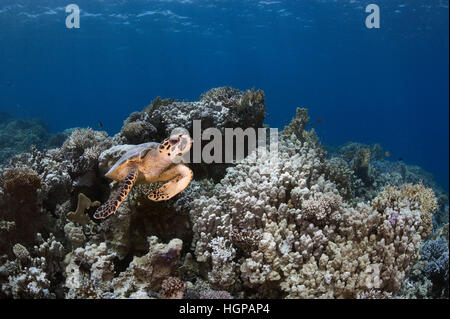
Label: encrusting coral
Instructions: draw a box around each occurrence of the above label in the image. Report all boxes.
[0,88,447,299]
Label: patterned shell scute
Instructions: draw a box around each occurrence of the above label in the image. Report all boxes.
[106,142,159,176]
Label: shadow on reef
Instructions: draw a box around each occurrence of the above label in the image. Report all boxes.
[0,87,448,299]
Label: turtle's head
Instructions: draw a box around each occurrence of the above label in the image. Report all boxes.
[159,134,192,163]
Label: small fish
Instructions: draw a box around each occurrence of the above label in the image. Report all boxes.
[321,145,325,150]
[344,153,351,159]
[398,157,403,161]
[385,151,391,157]
[316,119,323,124]
[98,121,103,129]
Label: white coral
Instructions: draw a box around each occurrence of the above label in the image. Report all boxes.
[189,134,436,298]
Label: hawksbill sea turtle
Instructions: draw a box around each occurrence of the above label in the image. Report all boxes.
[93,134,193,219]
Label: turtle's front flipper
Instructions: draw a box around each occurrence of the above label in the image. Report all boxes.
[94,168,138,219]
[148,164,193,201]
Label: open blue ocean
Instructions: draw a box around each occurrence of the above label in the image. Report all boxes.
[0,0,448,190]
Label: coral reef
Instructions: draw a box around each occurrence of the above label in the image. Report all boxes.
[421,236,449,297]
[109,236,182,298]
[0,234,65,298]
[189,139,438,297]
[64,242,116,298]
[67,193,100,227]
[0,166,47,251]
[0,113,51,164]
[186,108,443,298]
[64,234,183,299]
[397,223,449,299]
[120,112,157,144]
[0,88,447,299]
[160,277,187,299]
[0,113,76,165]
[121,87,265,144]
[56,128,114,182]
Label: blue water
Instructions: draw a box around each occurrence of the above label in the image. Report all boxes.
[0,0,448,190]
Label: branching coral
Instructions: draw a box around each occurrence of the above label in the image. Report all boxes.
[421,236,449,297]
[65,242,116,299]
[0,233,64,299]
[0,87,446,300]
[5,147,72,208]
[371,182,437,238]
[160,277,187,299]
[58,127,114,180]
[189,109,438,298]
[351,147,373,185]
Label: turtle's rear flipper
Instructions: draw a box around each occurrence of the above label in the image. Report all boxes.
[148,164,193,201]
[94,169,138,219]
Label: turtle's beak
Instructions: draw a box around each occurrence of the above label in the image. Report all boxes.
[179,135,192,153]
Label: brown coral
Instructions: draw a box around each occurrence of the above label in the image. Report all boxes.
[160,277,186,299]
[352,147,372,185]
[2,167,42,199]
[371,182,437,238]
[283,107,309,140]
[1,167,45,250]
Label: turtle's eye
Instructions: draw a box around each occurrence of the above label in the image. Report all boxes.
[169,136,179,144]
